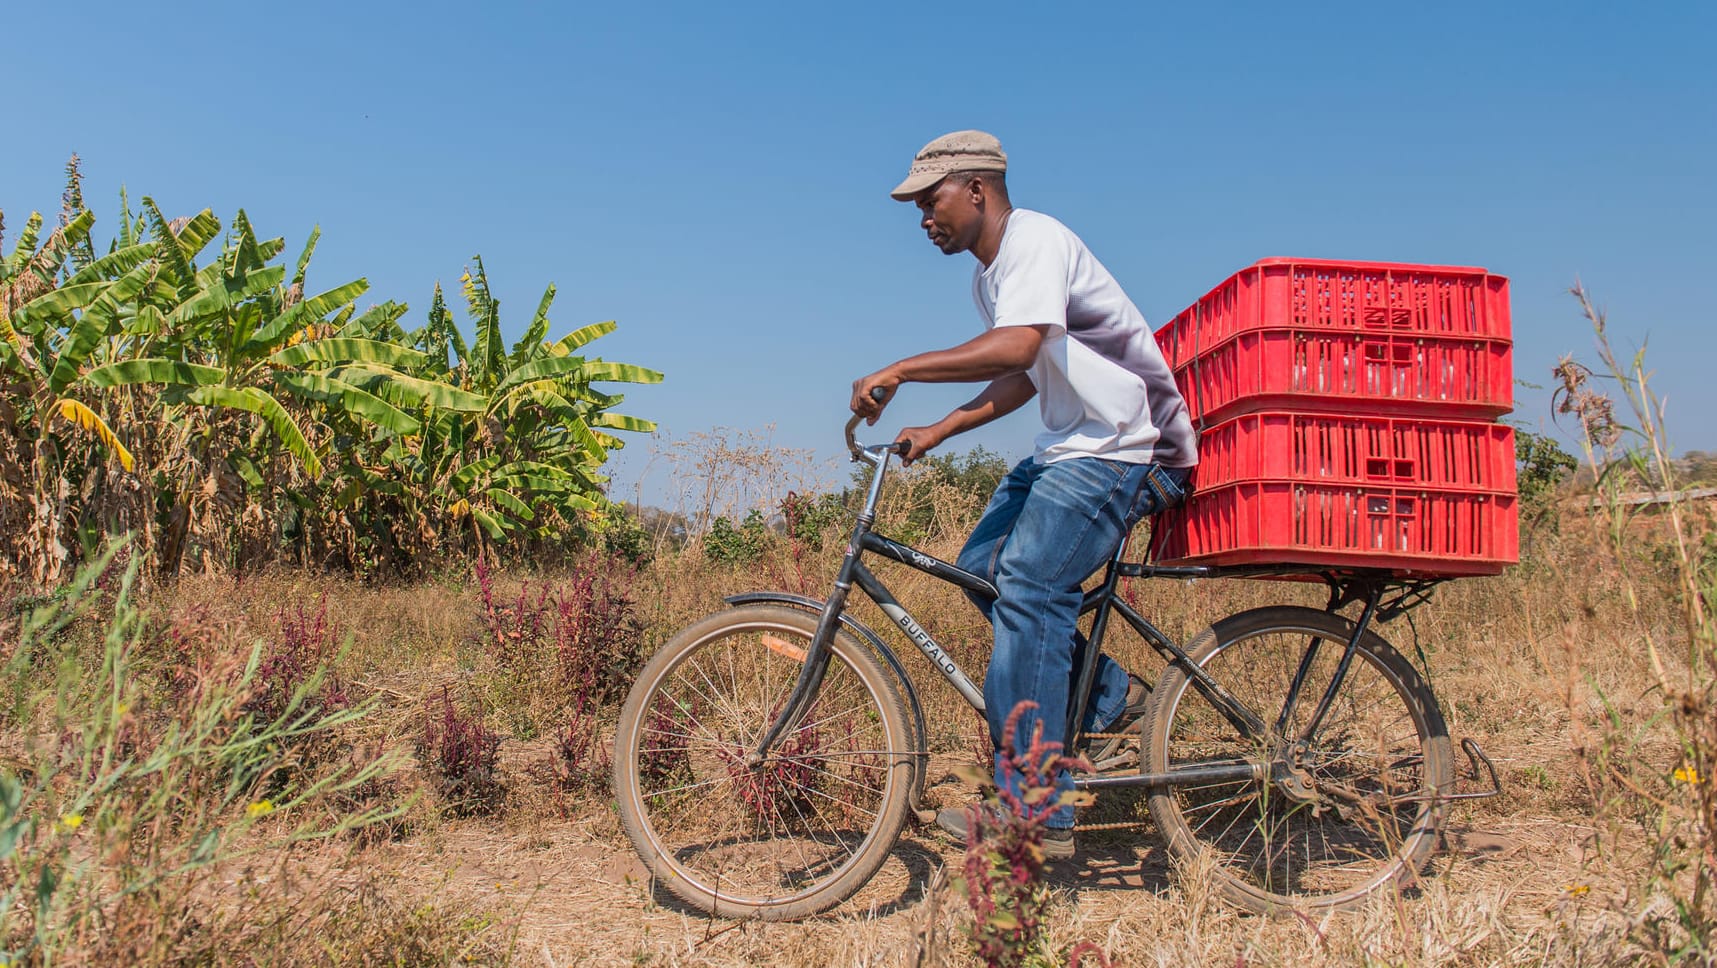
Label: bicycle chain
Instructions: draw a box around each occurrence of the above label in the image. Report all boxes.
[1073,819,1152,832]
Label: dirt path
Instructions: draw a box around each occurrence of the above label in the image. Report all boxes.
[375,769,1600,967]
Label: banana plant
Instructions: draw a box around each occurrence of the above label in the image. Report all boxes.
[400,258,663,541]
[79,210,427,478]
[0,192,163,582]
[0,209,141,465]
[2,162,666,581]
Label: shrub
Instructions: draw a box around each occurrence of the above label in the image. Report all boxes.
[549,713,610,796]
[474,554,645,711]
[585,502,657,566]
[704,509,769,564]
[416,686,503,815]
[552,564,646,708]
[867,444,1010,546]
[955,700,1107,968]
[1515,425,1578,532]
[637,697,692,803]
[780,490,850,550]
[245,596,351,725]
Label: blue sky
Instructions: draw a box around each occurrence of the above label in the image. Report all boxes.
[5,1,1713,505]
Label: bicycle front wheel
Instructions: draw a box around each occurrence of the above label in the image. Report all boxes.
[612,605,914,920]
[1142,605,1453,913]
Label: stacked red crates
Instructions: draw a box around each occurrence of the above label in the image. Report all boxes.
[1149,258,1518,576]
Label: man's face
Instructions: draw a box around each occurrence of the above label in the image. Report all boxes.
[913,176,983,255]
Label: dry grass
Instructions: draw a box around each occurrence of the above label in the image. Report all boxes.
[2,501,1689,966]
[3,438,1709,965]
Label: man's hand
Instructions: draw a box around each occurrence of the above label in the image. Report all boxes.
[850,369,899,425]
[893,425,946,465]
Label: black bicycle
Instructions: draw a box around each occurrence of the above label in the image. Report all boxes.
[612,410,1499,920]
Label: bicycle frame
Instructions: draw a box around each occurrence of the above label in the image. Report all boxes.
[747,436,1430,794]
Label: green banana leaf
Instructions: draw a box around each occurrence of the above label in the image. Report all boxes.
[85,359,226,388]
[63,242,155,288]
[3,213,44,279]
[228,453,265,488]
[21,210,96,285]
[269,337,426,369]
[161,263,287,333]
[450,454,503,493]
[186,385,322,477]
[490,355,588,399]
[463,258,504,381]
[551,320,617,355]
[292,227,320,288]
[486,488,535,521]
[510,284,555,364]
[328,364,487,412]
[253,235,286,266]
[47,265,153,393]
[342,301,408,340]
[141,198,194,284]
[272,370,421,436]
[246,279,369,350]
[581,361,665,384]
[588,412,657,433]
[470,506,509,540]
[11,281,109,330]
[173,210,222,262]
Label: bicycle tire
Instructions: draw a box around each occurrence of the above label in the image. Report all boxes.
[613,605,914,920]
[1142,605,1453,913]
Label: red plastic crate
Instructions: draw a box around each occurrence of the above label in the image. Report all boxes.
[1156,258,1514,423]
[1149,481,1519,576]
[1191,411,1517,494]
[1160,258,1512,357]
[1168,328,1512,423]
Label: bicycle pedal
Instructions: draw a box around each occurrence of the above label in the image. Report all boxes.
[1091,750,1138,773]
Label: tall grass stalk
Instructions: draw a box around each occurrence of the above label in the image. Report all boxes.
[1559,284,1715,960]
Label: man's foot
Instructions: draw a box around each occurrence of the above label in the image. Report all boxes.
[1082,673,1151,765]
[934,806,1076,860]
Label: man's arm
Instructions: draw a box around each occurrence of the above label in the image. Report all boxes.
[893,372,1037,463]
[849,325,1047,421]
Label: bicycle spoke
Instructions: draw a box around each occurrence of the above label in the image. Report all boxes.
[789,701,872,737]
[652,682,737,750]
[1180,785,1260,819]
[1146,610,1450,911]
[618,613,907,915]
[641,771,740,802]
[685,655,754,735]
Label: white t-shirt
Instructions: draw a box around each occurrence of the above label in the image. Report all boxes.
[972,209,1197,467]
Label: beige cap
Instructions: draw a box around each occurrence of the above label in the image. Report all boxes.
[889,130,1008,201]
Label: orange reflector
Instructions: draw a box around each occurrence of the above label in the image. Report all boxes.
[761,634,807,662]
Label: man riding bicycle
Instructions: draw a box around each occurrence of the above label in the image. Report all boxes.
[850,130,1198,858]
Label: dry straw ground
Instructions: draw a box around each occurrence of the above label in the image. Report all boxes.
[4,487,1705,966]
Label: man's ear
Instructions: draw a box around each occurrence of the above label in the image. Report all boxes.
[967,175,988,207]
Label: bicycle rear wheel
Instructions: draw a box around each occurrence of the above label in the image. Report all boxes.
[1142,605,1453,913]
[612,605,913,920]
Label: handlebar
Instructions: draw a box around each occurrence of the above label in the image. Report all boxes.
[844,386,911,460]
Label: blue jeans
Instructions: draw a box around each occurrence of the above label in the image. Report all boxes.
[956,456,1190,829]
